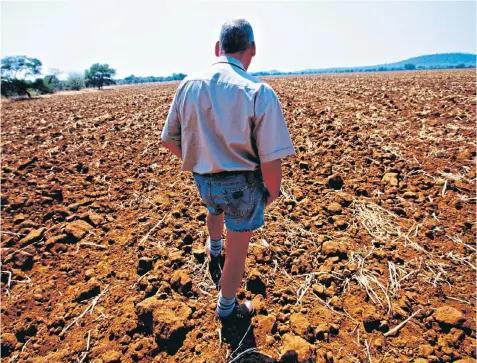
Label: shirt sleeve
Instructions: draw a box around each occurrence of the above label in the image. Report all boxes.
[161,86,182,146]
[253,88,295,163]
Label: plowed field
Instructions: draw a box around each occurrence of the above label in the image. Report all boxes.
[1,70,476,363]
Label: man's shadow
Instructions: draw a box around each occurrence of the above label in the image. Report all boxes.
[221,322,301,363]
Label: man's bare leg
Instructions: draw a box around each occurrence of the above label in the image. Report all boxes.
[221,230,251,296]
[206,212,224,258]
[207,212,224,240]
[216,230,253,317]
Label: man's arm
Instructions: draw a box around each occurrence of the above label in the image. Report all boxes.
[161,140,182,160]
[253,87,295,205]
[261,159,282,205]
[160,84,184,160]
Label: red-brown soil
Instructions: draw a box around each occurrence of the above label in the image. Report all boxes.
[1,70,476,362]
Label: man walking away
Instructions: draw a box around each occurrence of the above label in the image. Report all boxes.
[161,19,295,323]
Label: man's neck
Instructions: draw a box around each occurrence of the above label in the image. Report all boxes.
[221,53,248,71]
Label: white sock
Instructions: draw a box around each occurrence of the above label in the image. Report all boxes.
[216,291,235,318]
[207,237,222,257]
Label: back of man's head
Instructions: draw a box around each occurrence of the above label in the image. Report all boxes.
[219,19,254,54]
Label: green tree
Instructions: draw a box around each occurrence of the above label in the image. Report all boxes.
[84,63,116,89]
[1,55,44,98]
[1,55,42,80]
[404,63,416,70]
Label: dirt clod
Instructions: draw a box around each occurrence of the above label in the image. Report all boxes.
[247,268,267,295]
[136,297,192,354]
[19,227,45,247]
[170,269,192,296]
[45,234,68,249]
[280,333,314,362]
[255,314,277,336]
[326,202,342,214]
[101,350,122,363]
[13,251,34,270]
[434,305,466,327]
[1,332,18,357]
[382,173,399,186]
[65,220,94,240]
[75,278,101,302]
[321,239,349,257]
[290,313,311,339]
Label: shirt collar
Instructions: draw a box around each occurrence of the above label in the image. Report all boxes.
[213,56,246,71]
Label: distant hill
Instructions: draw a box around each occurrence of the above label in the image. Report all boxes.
[383,53,476,68]
[252,53,476,76]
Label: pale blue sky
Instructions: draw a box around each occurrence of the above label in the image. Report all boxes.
[1,1,476,78]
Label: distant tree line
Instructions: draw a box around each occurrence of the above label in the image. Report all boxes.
[117,73,187,85]
[1,55,186,98]
[0,56,117,98]
[251,63,474,77]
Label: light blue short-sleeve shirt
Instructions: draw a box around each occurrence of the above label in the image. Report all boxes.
[161,56,295,174]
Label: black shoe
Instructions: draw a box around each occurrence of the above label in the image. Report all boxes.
[218,301,256,347]
[218,300,255,324]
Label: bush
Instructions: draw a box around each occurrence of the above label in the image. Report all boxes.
[44,74,62,91]
[35,79,55,94]
[1,78,52,98]
[64,73,85,90]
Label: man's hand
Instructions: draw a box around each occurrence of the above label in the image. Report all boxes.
[263,188,280,206]
[261,159,282,206]
[161,140,182,160]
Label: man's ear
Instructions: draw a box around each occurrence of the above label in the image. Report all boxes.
[215,41,220,57]
[251,42,256,57]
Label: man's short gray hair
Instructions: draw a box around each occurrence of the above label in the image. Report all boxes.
[219,19,254,54]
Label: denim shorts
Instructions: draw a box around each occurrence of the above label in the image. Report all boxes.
[192,170,269,232]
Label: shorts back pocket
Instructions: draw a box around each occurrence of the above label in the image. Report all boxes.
[222,183,255,218]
